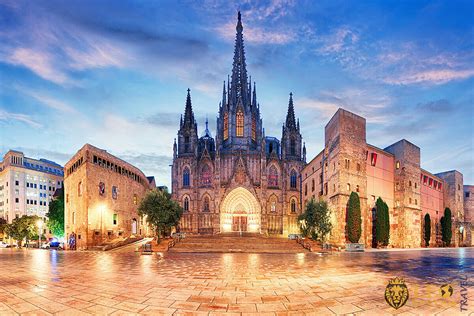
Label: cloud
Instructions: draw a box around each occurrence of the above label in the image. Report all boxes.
[215,21,294,45]
[23,90,76,113]
[0,109,42,128]
[317,27,360,54]
[384,69,474,85]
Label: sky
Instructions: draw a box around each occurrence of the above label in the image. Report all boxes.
[0,0,473,187]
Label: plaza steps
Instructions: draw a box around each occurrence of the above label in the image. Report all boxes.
[168,236,308,253]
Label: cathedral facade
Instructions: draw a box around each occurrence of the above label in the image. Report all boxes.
[171,12,306,236]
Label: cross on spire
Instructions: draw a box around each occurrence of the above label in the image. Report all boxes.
[285,92,297,130]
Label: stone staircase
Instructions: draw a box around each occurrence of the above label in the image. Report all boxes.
[168,235,308,253]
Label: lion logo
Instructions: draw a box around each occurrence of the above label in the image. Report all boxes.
[385,277,409,309]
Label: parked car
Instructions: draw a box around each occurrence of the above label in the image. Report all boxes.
[41,241,64,250]
[0,241,11,248]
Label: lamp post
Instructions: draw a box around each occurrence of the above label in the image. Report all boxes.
[37,219,44,249]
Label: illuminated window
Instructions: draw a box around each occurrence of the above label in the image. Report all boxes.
[184,197,189,212]
[113,214,118,225]
[370,153,377,166]
[290,170,297,189]
[396,161,400,169]
[133,194,138,205]
[201,164,211,186]
[183,167,190,187]
[290,198,297,213]
[236,108,244,137]
[203,196,210,212]
[268,166,279,187]
[347,183,351,191]
[223,112,229,140]
[252,117,256,141]
[345,159,350,169]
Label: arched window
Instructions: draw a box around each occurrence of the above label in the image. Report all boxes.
[184,197,189,212]
[290,198,297,213]
[183,167,190,187]
[201,164,211,186]
[251,117,256,141]
[78,181,82,197]
[269,195,277,213]
[236,108,244,137]
[268,165,279,187]
[203,196,210,212]
[311,179,315,191]
[290,170,297,189]
[223,112,229,140]
[290,139,296,156]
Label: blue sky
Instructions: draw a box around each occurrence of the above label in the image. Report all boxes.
[0,0,473,187]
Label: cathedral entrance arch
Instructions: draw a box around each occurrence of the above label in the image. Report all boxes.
[220,187,261,233]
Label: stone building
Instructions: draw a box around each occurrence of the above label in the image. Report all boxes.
[171,12,305,236]
[302,108,471,248]
[464,185,474,246]
[64,144,153,249]
[0,150,63,224]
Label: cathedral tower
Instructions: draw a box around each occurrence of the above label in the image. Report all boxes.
[177,89,198,156]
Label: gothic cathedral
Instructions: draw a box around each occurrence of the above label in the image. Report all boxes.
[172,12,306,235]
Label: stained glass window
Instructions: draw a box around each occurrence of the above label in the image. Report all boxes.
[184,197,189,212]
[203,196,210,212]
[290,198,297,213]
[290,170,297,189]
[268,166,278,187]
[183,167,190,187]
[223,112,229,140]
[236,108,244,137]
[201,164,211,186]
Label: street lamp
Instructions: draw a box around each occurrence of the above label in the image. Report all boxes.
[37,219,44,249]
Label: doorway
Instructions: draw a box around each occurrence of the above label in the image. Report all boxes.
[232,216,247,232]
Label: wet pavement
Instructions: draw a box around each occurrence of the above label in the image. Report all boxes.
[0,248,473,315]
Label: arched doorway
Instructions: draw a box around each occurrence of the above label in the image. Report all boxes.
[132,218,137,235]
[220,187,261,233]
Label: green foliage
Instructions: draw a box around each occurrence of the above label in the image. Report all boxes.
[46,190,65,237]
[441,207,452,246]
[5,215,41,247]
[298,199,332,243]
[424,213,431,247]
[375,197,390,247]
[138,189,183,243]
[346,192,362,243]
[0,217,7,237]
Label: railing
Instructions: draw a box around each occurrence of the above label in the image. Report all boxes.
[167,233,185,251]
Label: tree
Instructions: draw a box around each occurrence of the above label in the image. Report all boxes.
[138,189,183,244]
[46,190,65,237]
[424,213,431,247]
[441,207,452,246]
[0,217,7,239]
[4,215,41,247]
[346,192,362,243]
[298,199,332,243]
[375,197,390,247]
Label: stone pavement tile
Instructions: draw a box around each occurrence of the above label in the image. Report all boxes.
[73,293,98,302]
[13,302,41,314]
[328,303,362,314]
[212,297,237,304]
[16,292,39,300]
[256,302,287,312]
[310,298,341,308]
[21,309,53,315]
[227,303,257,312]
[109,310,140,316]
[54,308,92,316]
[91,297,122,307]
[170,301,201,311]
[355,307,393,315]
[302,307,335,316]
[262,296,289,303]
[82,304,118,315]
[173,311,209,316]
[113,302,147,313]
[166,293,191,301]
[241,312,276,316]
[237,296,262,304]
[187,295,214,304]
[283,302,313,311]
[64,299,95,310]
[209,312,240,316]
[139,305,176,315]
[142,297,175,307]
[197,303,228,312]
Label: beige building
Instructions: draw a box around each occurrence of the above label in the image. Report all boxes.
[464,185,474,246]
[302,108,471,248]
[64,144,153,249]
[0,150,63,223]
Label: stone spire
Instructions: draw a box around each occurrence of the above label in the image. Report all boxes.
[229,11,249,108]
[285,92,297,131]
[222,81,227,108]
[183,88,195,128]
[252,82,257,107]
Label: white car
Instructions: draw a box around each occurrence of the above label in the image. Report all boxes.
[0,241,10,248]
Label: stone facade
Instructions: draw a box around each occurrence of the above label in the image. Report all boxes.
[171,13,305,236]
[463,185,474,246]
[302,108,470,248]
[0,150,63,224]
[64,144,153,249]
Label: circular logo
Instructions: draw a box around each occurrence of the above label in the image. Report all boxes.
[440,284,453,298]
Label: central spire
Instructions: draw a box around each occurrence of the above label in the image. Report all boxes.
[285,92,297,131]
[229,11,249,108]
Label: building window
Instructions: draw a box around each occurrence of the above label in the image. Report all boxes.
[15,180,19,186]
[133,194,138,205]
[203,196,210,212]
[409,198,412,204]
[112,186,118,200]
[113,214,118,225]
[311,179,315,192]
[414,182,417,189]
[223,112,229,140]
[290,170,297,189]
[415,199,418,205]
[370,153,377,166]
[396,161,400,169]
[252,117,256,141]
[357,163,361,172]
[409,181,412,187]
[268,166,279,187]
[345,159,350,169]
[356,185,359,193]
[290,198,297,213]
[466,192,471,198]
[78,181,83,197]
[324,183,328,195]
[333,183,336,192]
[236,108,244,137]
[183,167,190,187]
[201,164,212,186]
[290,139,296,156]
[458,184,461,190]
[347,183,351,191]
[304,184,307,196]
[72,212,75,224]
[184,197,189,212]
[15,198,19,203]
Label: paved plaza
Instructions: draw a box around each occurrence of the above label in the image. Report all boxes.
[0,247,473,315]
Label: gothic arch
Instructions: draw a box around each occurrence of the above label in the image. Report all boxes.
[201,193,211,212]
[182,194,191,212]
[267,194,278,213]
[220,187,261,232]
[200,163,212,186]
[268,164,279,187]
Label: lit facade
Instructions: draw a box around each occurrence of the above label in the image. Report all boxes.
[302,108,471,248]
[64,144,153,249]
[171,13,305,236]
[0,150,63,223]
